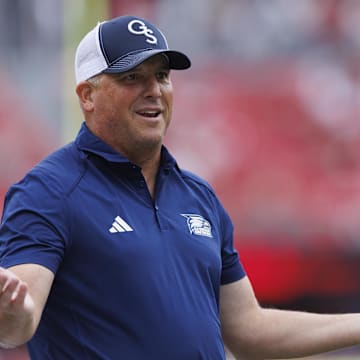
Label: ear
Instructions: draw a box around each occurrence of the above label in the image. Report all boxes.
[76,81,95,112]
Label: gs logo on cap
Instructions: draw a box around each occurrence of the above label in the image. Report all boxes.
[127,19,158,45]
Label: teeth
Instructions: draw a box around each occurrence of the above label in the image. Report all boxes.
[139,111,159,117]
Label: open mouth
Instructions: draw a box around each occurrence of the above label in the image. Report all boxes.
[137,111,161,118]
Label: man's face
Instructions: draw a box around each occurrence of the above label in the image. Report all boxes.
[86,54,173,160]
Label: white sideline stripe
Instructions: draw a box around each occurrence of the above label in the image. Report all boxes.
[115,216,133,231]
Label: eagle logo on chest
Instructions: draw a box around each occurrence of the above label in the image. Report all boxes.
[181,214,213,238]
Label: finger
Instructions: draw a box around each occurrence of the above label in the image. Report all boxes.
[0,268,20,292]
[0,277,20,306]
[0,269,11,291]
[10,282,28,305]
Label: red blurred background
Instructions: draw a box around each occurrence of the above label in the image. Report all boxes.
[2,0,360,358]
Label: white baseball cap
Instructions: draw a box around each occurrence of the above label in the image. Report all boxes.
[75,15,191,84]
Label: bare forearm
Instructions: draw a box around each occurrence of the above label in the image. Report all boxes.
[221,277,360,359]
[227,308,360,359]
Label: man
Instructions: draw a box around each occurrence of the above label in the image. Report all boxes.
[0,15,360,360]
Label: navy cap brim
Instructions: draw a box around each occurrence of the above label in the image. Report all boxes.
[102,49,191,74]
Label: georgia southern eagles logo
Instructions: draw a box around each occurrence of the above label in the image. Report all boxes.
[181,214,213,238]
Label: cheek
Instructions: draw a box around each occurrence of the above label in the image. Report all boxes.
[164,96,173,127]
[95,89,126,116]
[168,96,174,122]
[164,85,173,113]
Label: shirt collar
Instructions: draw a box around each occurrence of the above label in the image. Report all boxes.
[75,122,177,170]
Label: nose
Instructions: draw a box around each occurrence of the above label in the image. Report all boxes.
[144,76,161,98]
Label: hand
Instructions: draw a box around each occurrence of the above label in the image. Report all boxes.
[0,267,34,319]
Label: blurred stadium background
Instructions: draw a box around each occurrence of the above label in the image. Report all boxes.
[1,0,360,359]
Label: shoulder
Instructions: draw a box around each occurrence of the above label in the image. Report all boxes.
[177,167,230,219]
[10,141,85,199]
[178,167,233,224]
[179,168,216,195]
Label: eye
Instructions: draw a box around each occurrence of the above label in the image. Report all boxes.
[157,70,170,81]
[123,73,138,81]
[112,73,138,83]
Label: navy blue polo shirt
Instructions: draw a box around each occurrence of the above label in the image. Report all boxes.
[0,123,245,360]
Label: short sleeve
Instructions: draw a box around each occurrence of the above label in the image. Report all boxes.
[0,170,68,273]
[217,200,246,285]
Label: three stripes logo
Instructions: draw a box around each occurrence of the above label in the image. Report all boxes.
[109,216,134,233]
